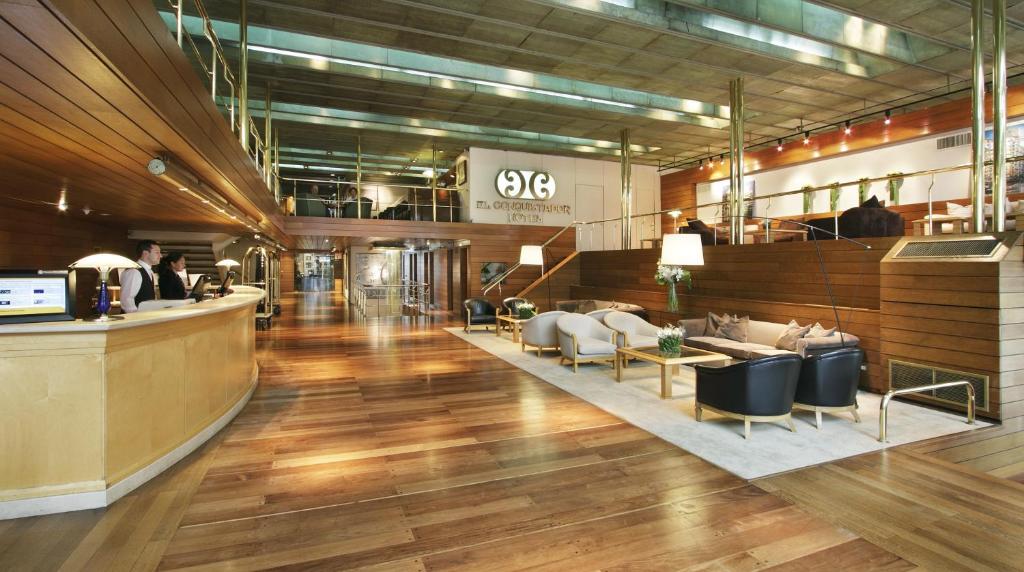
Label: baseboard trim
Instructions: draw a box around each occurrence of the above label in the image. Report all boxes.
[0,366,258,520]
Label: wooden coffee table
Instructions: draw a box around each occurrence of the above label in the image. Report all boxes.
[495,314,526,343]
[615,345,732,398]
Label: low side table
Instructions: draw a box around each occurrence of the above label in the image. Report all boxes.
[615,345,731,398]
[495,314,526,343]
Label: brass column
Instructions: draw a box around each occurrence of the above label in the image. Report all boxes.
[994,0,1008,231]
[620,128,632,250]
[238,0,249,151]
[273,129,280,204]
[263,85,272,187]
[431,144,438,222]
[729,78,745,245]
[356,135,362,219]
[970,0,985,233]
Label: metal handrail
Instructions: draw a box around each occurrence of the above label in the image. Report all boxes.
[879,380,976,442]
[481,221,579,294]
[355,281,430,317]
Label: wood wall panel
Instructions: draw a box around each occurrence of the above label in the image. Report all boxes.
[0,203,132,317]
[879,233,1024,422]
[279,252,295,294]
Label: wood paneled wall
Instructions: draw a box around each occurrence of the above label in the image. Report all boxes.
[660,84,1024,232]
[0,203,132,317]
[574,238,900,391]
[880,234,1024,421]
[280,252,295,294]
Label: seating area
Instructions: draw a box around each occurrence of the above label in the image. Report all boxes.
[464,298,869,440]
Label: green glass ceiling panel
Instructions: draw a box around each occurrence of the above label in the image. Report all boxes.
[163,12,731,128]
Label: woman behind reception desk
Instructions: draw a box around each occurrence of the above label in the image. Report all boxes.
[157,252,188,300]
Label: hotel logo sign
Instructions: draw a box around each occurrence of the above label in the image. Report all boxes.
[494,169,557,201]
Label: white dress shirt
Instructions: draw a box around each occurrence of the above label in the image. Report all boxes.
[120,260,154,313]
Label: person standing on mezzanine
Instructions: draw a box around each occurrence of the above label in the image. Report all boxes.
[120,239,162,313]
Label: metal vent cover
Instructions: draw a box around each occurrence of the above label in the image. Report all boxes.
[894,238,1001,258]
[890,359,989,412]
[936,132,972,150]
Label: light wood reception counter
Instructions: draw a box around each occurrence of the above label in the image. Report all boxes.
[0,286,264,519]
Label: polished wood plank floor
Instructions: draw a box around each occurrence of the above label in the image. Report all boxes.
[1,291,1020,570]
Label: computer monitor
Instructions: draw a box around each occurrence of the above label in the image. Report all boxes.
[189,274,212,302]
[0,269,76,324]
[217,270,236,296]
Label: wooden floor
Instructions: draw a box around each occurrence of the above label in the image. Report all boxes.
[1,292,1022,570]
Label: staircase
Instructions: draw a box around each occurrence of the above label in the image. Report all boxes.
[517,250,580,298]
[160,240,218,278]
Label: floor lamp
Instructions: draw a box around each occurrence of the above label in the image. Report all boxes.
[519,245,547,309]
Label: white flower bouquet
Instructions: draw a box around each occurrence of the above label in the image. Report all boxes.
[656,324,683,355]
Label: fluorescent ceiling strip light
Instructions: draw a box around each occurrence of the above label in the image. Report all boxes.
[248,45,638,109]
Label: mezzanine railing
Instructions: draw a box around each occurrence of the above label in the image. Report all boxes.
[354,282,430,317]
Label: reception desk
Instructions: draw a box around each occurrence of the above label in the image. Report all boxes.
[0,286,263,519]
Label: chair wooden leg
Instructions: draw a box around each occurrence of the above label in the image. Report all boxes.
[851,408,862,423]
[521,343,525,352]
[815,410,822,430]
[537,348,542,357]
[573,361,578,373]
[786,414,797,433]
[744,419,751,440]
[695,403,703,422]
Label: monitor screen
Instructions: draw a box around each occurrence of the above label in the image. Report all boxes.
[0,270,75,323]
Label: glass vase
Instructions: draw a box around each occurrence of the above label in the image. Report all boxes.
[666,281,678,313]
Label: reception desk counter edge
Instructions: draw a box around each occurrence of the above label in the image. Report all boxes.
[0,286,265,519]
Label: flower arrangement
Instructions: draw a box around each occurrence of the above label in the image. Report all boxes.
[655,261,692,313]
[656,325,683,355]
[516,301,537,319]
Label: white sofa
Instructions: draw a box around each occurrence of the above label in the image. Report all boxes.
[520,311,566,356]
[604,311,660,348]
[678,317,859,360]
[556,313,618,373]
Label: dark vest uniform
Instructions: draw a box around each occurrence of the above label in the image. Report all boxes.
[134,267,156,306]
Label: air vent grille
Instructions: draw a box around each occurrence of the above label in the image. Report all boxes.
[889,359,989,412]
[936,132,972,150]
[894,238,1001,258]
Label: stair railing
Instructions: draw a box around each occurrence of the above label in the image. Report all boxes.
[481,221,579,295]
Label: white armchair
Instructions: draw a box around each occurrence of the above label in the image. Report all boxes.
[520,310,566,356]
[604,311,661,348]
[585,308,616,323]
[556,313,618,373]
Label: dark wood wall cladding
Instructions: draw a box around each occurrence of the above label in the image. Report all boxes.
[660,85,1024,232]
[880,234,1024,422]
[284,218,578,309]
[279,252,295,294]
[0,203,132,317]
[0,0,284,240]
[574,238,900,392]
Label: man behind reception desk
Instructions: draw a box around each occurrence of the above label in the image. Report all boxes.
[120,239,162,313]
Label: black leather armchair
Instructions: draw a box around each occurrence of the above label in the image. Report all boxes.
[501,297,530,316]
[694,354,803,439]
[793,348,863,428]
[463,298,497,332]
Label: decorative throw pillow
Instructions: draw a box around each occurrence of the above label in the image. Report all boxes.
[775,320,811,351]
[705,311,726,336]
[715,314,749,343]
[946,202,971,218]
[807,322,836,338]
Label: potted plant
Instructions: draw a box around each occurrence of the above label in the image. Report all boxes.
[516,301,537,319]
[655,262,692,313]
[657,325,684,356]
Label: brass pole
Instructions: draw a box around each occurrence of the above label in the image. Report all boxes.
[729,78,745,245]
[431,144,438,222]
[970,0,986,233]
[620,129,632,250]
[264,84,271,187]
[994,0,1008,231]
[356,135,362,219]
[238,0,249,151]
[274,128,280,204]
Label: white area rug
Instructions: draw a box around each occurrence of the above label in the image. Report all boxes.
[446,328,987,480]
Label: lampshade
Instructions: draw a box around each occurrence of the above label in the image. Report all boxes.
[660,234,704,266]
[216,258,241,268]
[519,245,544,266]
[69,253,140,271]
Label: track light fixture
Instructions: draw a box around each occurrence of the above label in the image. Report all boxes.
[884,110,892,125]
[803,132,810,145]
[844,121,852,136]
[718,154,724,164]
[776,139,783,152]
[57,188,68,212]
[698,159,704,170]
